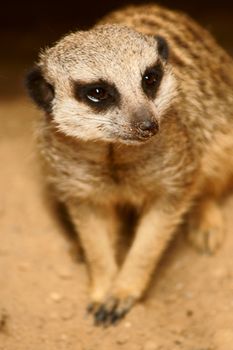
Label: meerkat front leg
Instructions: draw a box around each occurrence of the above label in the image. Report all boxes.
[187,197,225,254]
[94,200,189,325]
[67,201,119,309]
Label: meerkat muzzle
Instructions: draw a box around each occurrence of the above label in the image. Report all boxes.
[131,107,159,139]
[135,119,159,139]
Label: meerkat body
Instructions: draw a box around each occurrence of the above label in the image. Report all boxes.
[26,4,233,325]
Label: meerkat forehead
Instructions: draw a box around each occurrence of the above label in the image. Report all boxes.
[40,25,162,85]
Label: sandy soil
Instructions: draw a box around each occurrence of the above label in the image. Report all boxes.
[0,95,233,350]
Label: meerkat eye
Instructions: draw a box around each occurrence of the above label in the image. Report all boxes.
[144,71,159,86]
[73,80,120,111]
[142,63,164,99]
[86,87,109,103]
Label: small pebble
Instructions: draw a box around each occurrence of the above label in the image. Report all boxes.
[175,282,184,291]
[40,334,48,342]
[184,291,194,299]
[60,301,75,320]
[37,316,46,329]
[171,325,184,335]
[186,309,193,317]
[57,268,73,280]
[0,310,9,332]
[116,333,129,345]
[124,321,132,328]
[50,292,63,303]
[142,340,159,350]
[12,225,22,234]
[173,261,184,270]
[212,268,228,279]
[60,333,68,341]
[49,312,59,320]
[18,262,30,271]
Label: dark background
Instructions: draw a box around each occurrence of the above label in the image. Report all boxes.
[0,0,232,98]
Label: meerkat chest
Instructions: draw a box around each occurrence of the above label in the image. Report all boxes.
[53,141,161,203]
[86,144,159,198]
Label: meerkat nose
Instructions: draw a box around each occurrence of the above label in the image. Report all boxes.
[138,120,159,134]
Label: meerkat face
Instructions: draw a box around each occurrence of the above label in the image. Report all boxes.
[26,25,177,144]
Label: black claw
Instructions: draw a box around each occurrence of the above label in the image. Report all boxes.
[90,297,134,327]
[110,312,120,325]
[102,313,114,327]
[94,306,109,325]
[112,309,127,324]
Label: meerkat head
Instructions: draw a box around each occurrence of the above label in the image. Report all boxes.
[26,25,177,144]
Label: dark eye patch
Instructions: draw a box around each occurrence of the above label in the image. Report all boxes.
[73,80,120,112]
[142,62,164,99]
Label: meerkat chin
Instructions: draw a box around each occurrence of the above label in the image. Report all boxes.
[26,4,233,326]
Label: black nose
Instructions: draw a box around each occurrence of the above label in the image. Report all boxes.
[138,120,159,133]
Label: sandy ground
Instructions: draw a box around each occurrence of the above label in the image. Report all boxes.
[0,92,233,350]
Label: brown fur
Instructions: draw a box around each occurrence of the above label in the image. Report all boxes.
[27,4,233,324]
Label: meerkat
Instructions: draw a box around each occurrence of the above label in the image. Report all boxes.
[26,4,233,325]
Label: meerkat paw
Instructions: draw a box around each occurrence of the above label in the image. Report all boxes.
[94,295,136,326]
[188,199,225,254]
[188,224,224,254]
[89,288,138,326]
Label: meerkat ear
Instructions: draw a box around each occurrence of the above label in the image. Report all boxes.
[155,35,169,61]
[25,66,54,113]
